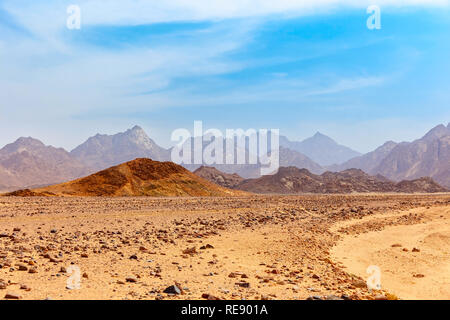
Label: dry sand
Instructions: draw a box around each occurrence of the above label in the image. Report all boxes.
[331,205,450,300]
[0,194,448,300]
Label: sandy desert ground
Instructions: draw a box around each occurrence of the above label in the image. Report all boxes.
[0,194,449,300]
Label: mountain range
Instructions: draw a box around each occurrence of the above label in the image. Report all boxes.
[330,123,450,188]
[0,137,89,190]
[0,123,449,191]
[205,167,447,194]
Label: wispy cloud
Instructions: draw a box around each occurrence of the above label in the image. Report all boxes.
[0,1,449,150]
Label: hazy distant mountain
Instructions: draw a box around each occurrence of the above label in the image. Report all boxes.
[373,124,450,188]
[178,137,323,178]
[71,126,170,172]
[1,123,448,191]
[328,141,398,173]
[279,147,324,174]
[280,132,361,166]
[0,137,89,189]
[174,136,261,178]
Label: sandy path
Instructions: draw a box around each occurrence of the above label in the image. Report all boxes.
[331,206,450,300]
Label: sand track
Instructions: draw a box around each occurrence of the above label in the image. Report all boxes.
[331,206,450,300]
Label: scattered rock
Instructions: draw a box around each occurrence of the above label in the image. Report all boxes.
[17,264,28,271]
[4,292,22,300]
[352,279,367,288]
[235,281,250,288]
[20,284,31,291]
[182,247,197,255]
[28,267,38,274]
[163,285,181,295]
[201,293,220,300]
[306,295,323,300]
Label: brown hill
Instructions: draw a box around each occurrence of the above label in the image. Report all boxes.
[236,167,447,194]
[21,158,243,197]
[194,166,244,188]
[394,177,448,193]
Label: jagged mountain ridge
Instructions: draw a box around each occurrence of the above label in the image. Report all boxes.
[0,137,89,189]
[71,125,171,172]
[330,123,450,188]
[0,123,449,191]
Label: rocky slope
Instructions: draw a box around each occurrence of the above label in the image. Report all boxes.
[193,166,244,189]
[328,124,450,188]
[328,141,398,173]
[236,167,447,194]
[373,124,450,188]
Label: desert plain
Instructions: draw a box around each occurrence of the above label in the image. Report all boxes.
[0,194,449,300]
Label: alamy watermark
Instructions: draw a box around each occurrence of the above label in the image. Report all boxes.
[366,265,382,290]
[67,5,81,30]
[171,121,280,176]
[66,265,82,290]
[367,5,381,30]
[66,4,380,31]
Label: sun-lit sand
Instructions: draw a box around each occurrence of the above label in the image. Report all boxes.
[0,194,448,300]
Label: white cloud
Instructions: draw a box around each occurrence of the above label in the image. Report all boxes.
[0,0,448,149]
[2,0,449,36]
[306,77,386,96]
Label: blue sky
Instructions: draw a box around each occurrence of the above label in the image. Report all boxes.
[0,1,449,152]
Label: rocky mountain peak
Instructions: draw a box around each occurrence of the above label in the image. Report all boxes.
[422,124,449,141]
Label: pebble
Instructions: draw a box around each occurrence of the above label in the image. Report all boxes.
[28,267,38,274]
[5,292,22,300]
[201,293,220,300]
[17,264,28,271]
[235,281,250,288]
[163,285,181,295]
